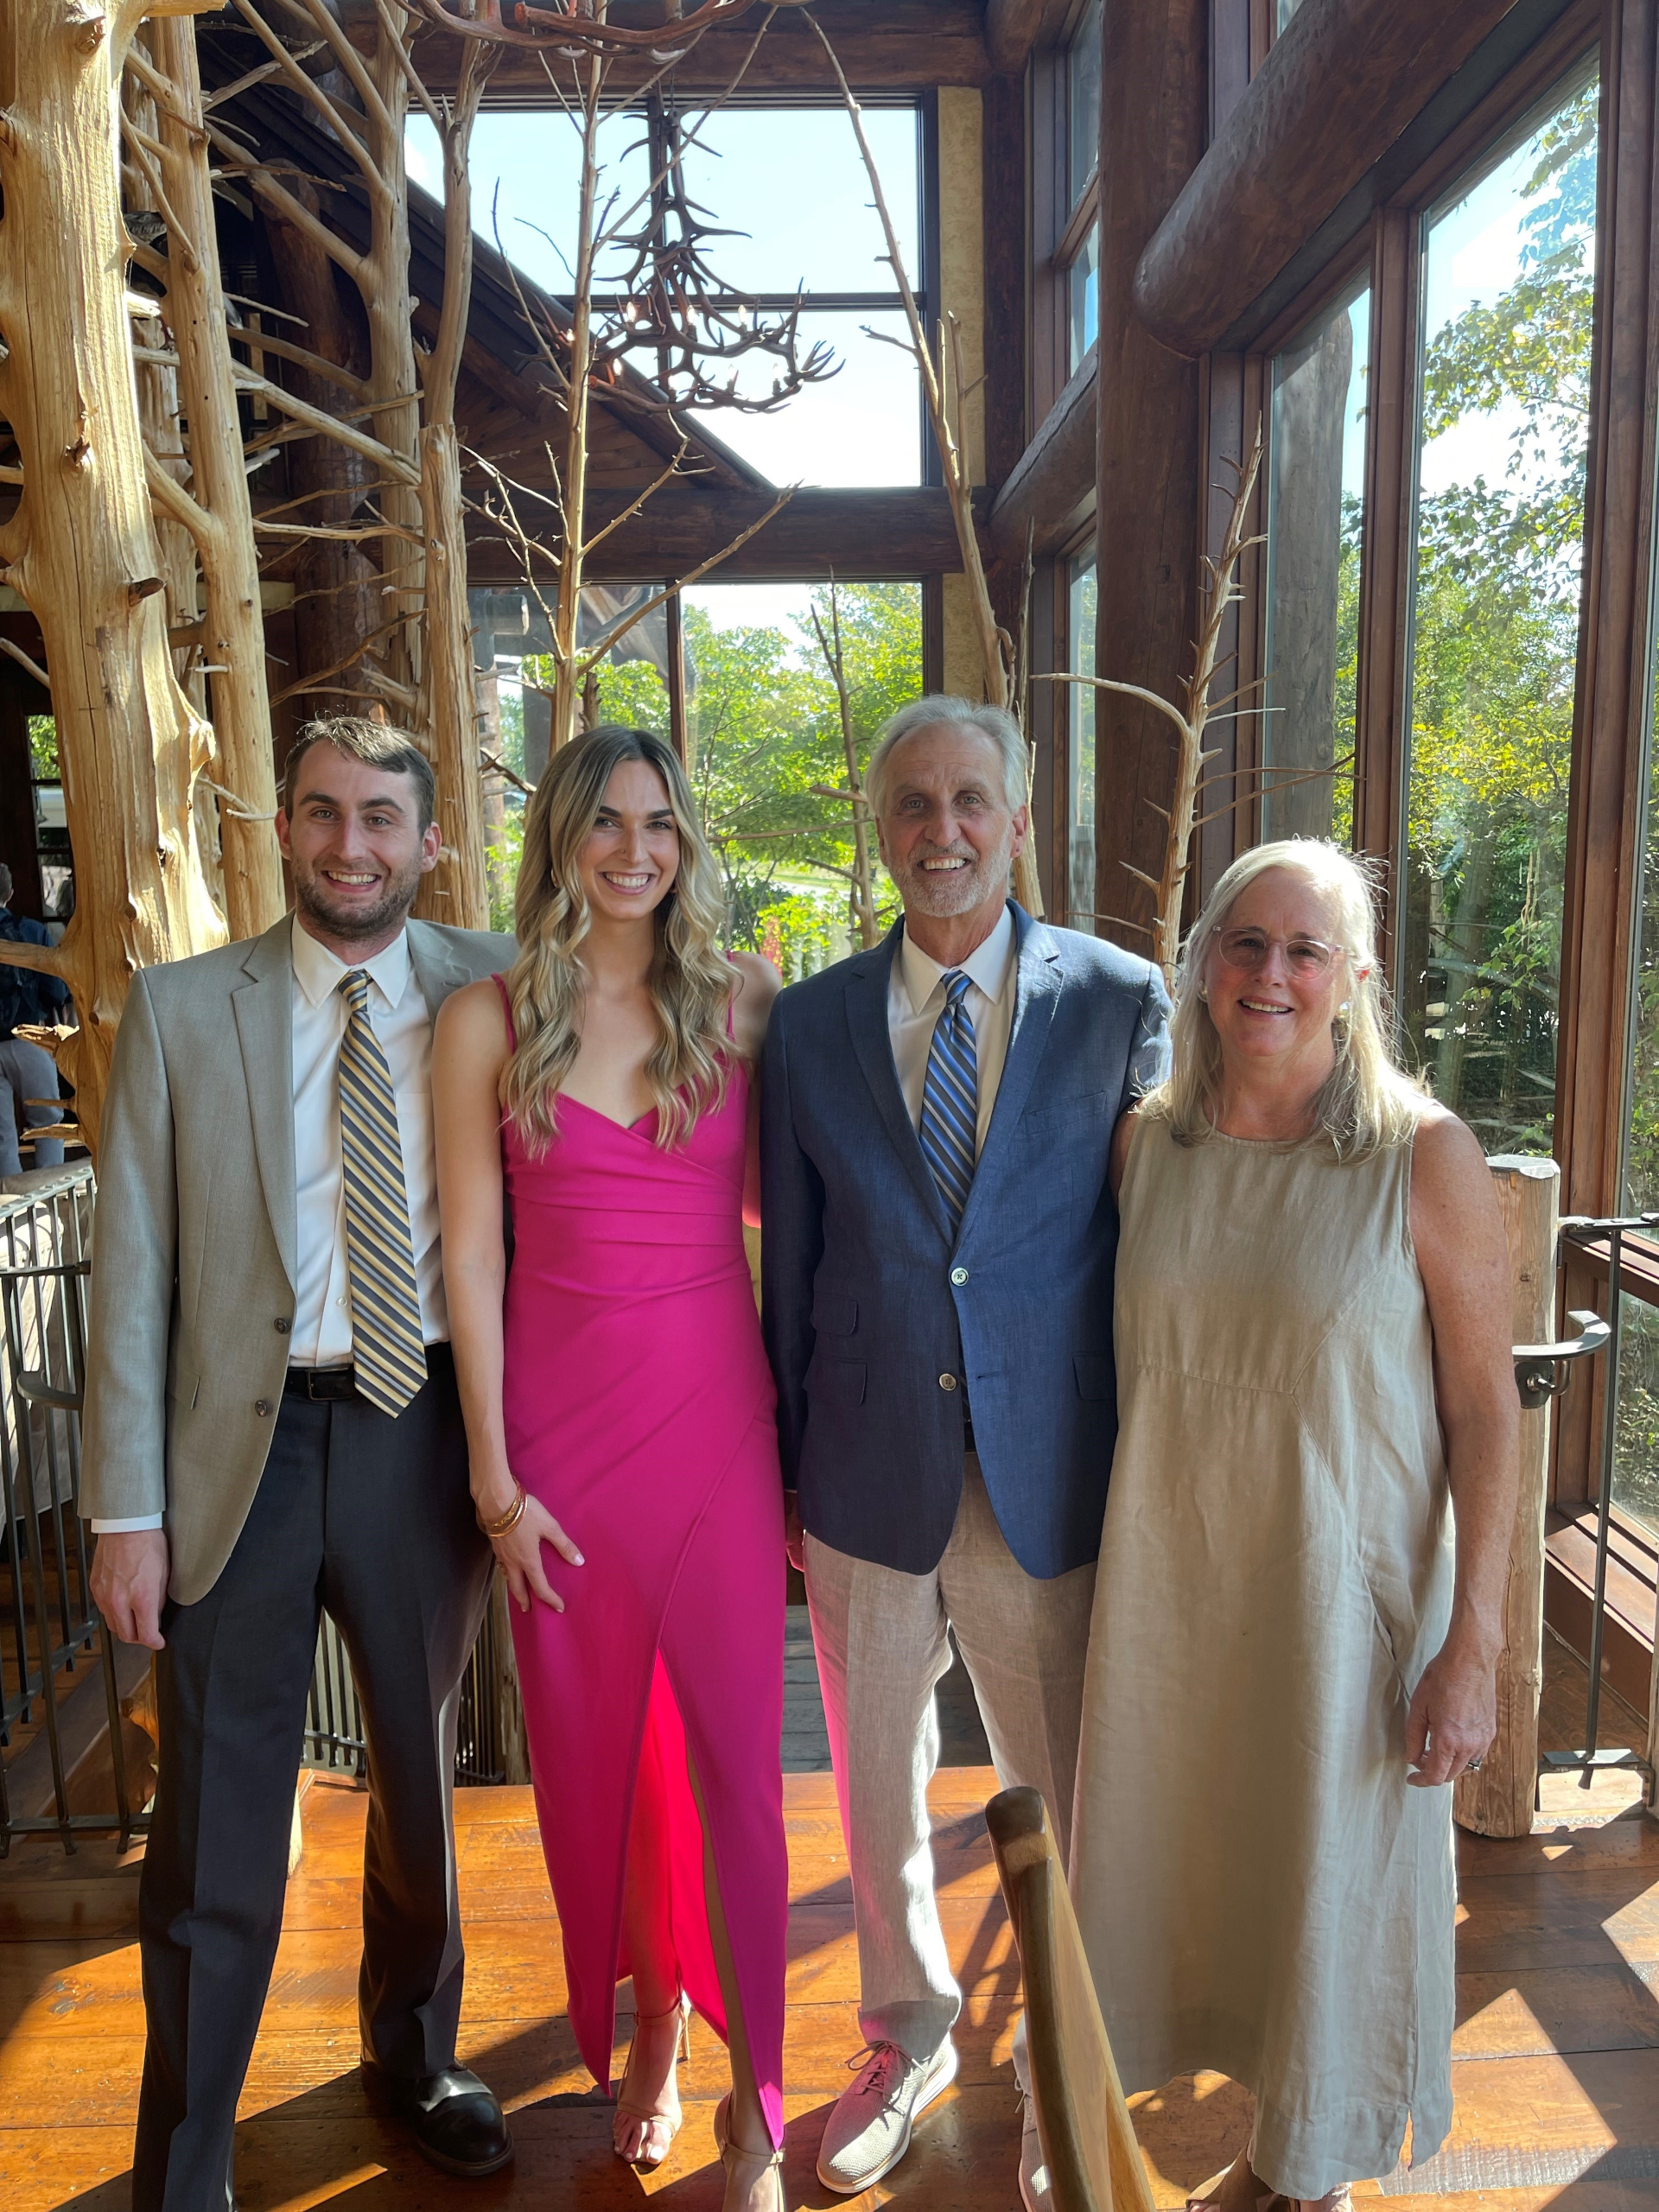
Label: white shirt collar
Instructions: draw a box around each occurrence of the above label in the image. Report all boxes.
[898,903,1015,1016]
[289,913,412,1014]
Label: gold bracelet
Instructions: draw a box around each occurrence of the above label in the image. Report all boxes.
[476,1483,527,1539]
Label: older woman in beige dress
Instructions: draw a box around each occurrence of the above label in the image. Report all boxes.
[1070,839,1517,2212]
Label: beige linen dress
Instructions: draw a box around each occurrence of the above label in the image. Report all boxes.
[1071,1119,1456,2199]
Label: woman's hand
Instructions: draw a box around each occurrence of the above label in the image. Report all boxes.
[1404,1624,1498,1786]
[784,1489,805,1575]
[489,1492,585,1613]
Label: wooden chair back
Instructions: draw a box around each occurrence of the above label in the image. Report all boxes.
[986,1785,1157,2212]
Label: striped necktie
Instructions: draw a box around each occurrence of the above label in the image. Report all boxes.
[336,969,427,1415]
[919,968,978,1233]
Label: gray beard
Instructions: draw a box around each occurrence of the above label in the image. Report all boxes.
[892,826,1015,918]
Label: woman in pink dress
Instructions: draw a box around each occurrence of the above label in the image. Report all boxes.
[433,724,786,2212]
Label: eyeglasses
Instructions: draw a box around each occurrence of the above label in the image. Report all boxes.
[1214,926,1343,979]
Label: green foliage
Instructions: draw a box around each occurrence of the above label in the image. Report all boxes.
[502,585,922,971]
[684,584,919,959]
[486,805,524,937]
[1402,78,1595,1155]
[28,716,58,779]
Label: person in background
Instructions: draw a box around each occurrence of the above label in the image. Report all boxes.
[0,859,71,1177]
[1071,839,1516,2212]
[81,718,514,2209]
[434,725,790,2212]
[760,696,1169,2206]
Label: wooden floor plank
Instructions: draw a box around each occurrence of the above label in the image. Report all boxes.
[4,1648,1658,2212]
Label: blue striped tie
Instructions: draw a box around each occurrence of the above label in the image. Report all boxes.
[337,969,428,1415]
[919,969,978,1233]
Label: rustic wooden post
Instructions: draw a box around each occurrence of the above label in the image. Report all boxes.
[414,38,497,931]
[138,16,284,942]
[1454,1154,1560,1838]
[0,0,230,1157]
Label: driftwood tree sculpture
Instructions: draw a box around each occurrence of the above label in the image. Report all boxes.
[1039,423,1268,981]
[0,0,234,1155]
[124,18,285,941]
[411,37,499,931]
[811,18,1044,918]
[200,0,497,920]
[808,583,881,950]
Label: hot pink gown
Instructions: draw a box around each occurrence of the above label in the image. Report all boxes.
[493,980,787,2145]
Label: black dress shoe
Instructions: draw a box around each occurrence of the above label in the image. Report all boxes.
[361,2061,514,2177]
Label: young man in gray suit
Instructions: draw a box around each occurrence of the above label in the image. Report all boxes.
[761,697,1170,2205]
[83,719,513,2209]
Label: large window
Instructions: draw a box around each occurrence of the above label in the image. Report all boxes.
[1396,61,1598,1153]
[407,105,925,487]
[1066,545,1097,933]
[1262,274,1369,844]
[1060,2,1101,373]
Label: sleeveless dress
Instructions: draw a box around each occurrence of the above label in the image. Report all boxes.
[1071,1121,1456,2200]
[493,977,788,2145]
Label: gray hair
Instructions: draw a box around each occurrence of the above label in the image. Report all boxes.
[864,695,1030,817]
[0,863,11,904]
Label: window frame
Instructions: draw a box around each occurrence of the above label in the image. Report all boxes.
[532,92,938,489]
[1211,0,1659,1567]
[1029,0,1102,428]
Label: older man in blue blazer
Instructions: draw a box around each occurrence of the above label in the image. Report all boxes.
[761,696,1169,2202]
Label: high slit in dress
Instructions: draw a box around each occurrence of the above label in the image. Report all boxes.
[493,976,788,2144]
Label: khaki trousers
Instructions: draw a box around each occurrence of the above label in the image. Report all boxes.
[804,1454,1097,2063]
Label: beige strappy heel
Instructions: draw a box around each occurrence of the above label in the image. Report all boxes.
[714,2092,785,2210]
[613,1992,691,2170]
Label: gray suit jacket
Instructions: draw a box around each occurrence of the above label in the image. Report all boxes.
[79,915,512,1605]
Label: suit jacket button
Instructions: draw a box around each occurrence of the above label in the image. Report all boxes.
[938,1373,957,1392]
[255,1399,272,1416]
[274,1318,291,1334]
[950,1267,969,1285]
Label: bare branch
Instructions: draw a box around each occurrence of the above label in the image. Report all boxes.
[576,486,795,672]
[580,437,688,559]
[255,517,424,548]
[206,122,367,283]
[202,44,326,111]
[268,613,408,706]
[1033,670,1193,746]
[0,636,51,692]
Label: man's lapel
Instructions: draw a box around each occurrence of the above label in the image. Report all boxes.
[843,922,952,1234]
[957,905,1060,1242]
[407,918,471,1021]
[231,918,298,1291]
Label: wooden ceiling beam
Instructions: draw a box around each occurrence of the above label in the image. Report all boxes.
[1133,0,1529,358]
[983,0,1075,79]
[408,3,991,99]
[464,484,976,581]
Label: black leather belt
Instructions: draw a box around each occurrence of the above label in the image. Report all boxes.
[285,1342,452,1403]
[286,1363,358,1401]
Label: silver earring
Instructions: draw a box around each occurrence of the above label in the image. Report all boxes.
[1338,1000,1351,1017]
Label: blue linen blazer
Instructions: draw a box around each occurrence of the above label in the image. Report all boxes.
[760,903,1171,1580]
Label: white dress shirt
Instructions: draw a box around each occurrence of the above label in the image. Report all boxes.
[92,919,446,1533]
[289,916,448,1365]
[887,904,1016,1158]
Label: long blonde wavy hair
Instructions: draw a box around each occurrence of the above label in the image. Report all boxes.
[502,725,737,1153]
[1139,838,1428,1160]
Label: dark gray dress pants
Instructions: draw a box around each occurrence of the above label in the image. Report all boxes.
[130,1358,493,2212]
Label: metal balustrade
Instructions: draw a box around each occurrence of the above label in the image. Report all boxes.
[1,1168,517,1854]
